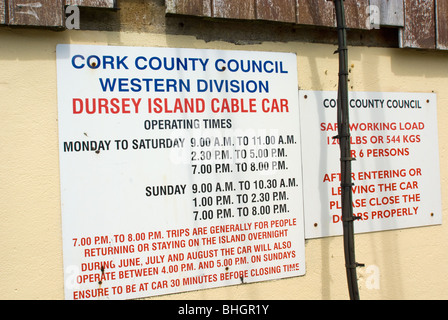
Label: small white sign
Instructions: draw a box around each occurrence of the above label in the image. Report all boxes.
[299,90,442,239]
[57,44,305,299]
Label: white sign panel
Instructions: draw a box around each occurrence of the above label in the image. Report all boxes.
[56,44,305,300]
[300,90,442,239]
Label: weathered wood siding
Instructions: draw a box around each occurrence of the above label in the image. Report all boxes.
[256,0,296,23]
[401,0,436,49]
[167,0,448,50]
[436,0,448,49]
[66,0,115,8]
[7,0,64,27]
[296,0,335,27]
[0,0,115,27]
[166,0,211,17]
[0,0,5,24]
[0,0,446,50]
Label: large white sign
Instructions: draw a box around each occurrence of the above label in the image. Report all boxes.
[299,90,442,239]
[57,45,305,299]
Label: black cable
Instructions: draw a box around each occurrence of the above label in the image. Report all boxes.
[333,0,363,300]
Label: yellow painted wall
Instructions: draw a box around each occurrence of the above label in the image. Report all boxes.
[1,28,447,300]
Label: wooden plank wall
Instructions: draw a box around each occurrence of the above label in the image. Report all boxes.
[66,0,115,8]
[167,0,379,29]
[0,0,115,27]
[400,0,448,50]
[401,0,436,49]
[0,0,446,50]
[295,0,335,27]
[0,0,5,24]
[375,0,404,27]
[167,0,448,50]
[7,0,64,27]
[213,0,256,20]
[257,0,296,23]
[436,0,448,50]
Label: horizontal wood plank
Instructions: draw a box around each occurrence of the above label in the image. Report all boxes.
[256,0,296,23]
[296,0,335,27]
[436,0,448,49]
[0,0,5,24]
[213,0,255,20]
[166,0,211,16]
[344,0,370,30]
[401,0,435,49]
[66,0,115,8]
[380,0,404,27]
[8,0,64,27]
